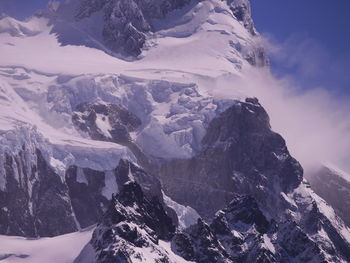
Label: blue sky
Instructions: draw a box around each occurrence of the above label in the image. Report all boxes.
[1,0,349,96]
[250,0,350,96]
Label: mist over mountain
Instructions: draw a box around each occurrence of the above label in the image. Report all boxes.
[0,0,349,262]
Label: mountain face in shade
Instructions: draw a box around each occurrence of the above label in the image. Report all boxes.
[307,165,350,228]
[49,0,262,59]
[0,0,349,262]
[86,178,350,263]
[158,98,303,219]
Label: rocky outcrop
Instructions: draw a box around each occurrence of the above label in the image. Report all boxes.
[66,158,164,229]
[156,98,350,262]
[0,135,164,236]
[73,0,191,56]
[48,0,269,65]
[173,193,350,263]
[66,166,110,229]
[159,98,303,219]
[229,0,256,35]
[307,166,350,227]
[72,102,153,172]
[171,196,274,263]
[86,181,350,263]
[72,102,141,144]
[86,181,176,263]
[0,148,77,237]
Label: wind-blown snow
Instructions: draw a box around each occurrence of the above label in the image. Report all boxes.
[1,0,350,262]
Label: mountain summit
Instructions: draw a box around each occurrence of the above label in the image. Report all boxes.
[0,0,349,262]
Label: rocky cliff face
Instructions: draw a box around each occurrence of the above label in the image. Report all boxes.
[86,178,350,263]
[80,181,176,263]
[55,0,192,56]
[307,166,350,227]
[0,0,349,262]
[159,98,303,219]
[0,145,77,237]
[48,0,268,65]
[0,129,163,236]
[72,102,141,144]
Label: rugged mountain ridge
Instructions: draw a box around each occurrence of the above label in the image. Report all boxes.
[158,98,303,219]
[0,0,349,262]
[0,145,77,237]
[46,0,268,65]
[52,0,251,55]
[0,133,165,237]
[85,178,350,262]
[307,166,350,227]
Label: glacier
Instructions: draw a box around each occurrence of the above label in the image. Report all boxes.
[0,0,349,262]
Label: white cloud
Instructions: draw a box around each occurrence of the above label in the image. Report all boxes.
[212,55,350,178]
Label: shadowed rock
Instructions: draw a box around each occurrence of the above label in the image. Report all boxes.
[159,98,303,219]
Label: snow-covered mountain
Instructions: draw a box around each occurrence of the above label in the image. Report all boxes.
[307,165,350,228]
[0,0,350,262]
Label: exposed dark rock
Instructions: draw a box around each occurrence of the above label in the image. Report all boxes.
[229,0,256,35]
[213,195,270,234]
[307,166,350,227]
[170,194,345,263]
[89,181,176,263]
[159,98,303,219]
[277,221,326,262]
[48,0,269,65]
[0,148,77,237]
[74,0,191,56]
[114,159,162,199]
[72,102,141,144]
[0,142,167,237]
[171,232,196,261]
[171,194,276,263]
[65,158,166,230]
[66,166,110,229]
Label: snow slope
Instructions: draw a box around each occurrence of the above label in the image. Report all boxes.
[0,0,262,76]
[0,228,93,263]
[0,0,265,169]
[1,0,350,262]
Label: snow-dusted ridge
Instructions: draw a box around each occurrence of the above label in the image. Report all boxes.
[0,0,350,262]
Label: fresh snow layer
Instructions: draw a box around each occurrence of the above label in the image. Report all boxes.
[163,192,200,229]
[0,229,93,263]
[0,0,257,77]
[0,0,261,165]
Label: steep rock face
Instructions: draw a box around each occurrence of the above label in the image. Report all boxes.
[157,98,350,262]
[159,98,303,219]
[172,196,275,263]
[72,102,141,144]
[48,0,268,65]
[74,0,191,56]
[0,123,164,236]
[85,181,176,263]
[173,193,350,263]
[0,147,77,237]
[307,166,350,227]
[66,165,110,229]
[72,102,152,171]
[229,0,255,35]
[86,182,350,263]
[66,158,164,229]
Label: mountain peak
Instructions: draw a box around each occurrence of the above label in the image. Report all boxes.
[48,0,263,60]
